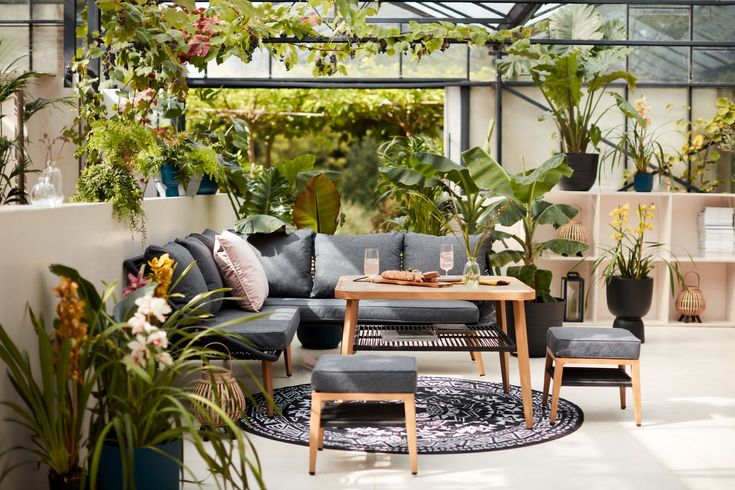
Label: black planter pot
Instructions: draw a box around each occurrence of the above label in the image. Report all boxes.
[559,153,599,191]
[297,324,343,349]
[506,299,566,358]
[98,439,182,490]
[48,470,82,490]
[606,277,654,342]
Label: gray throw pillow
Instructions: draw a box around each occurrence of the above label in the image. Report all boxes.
[175,236,224,314]
[191,232,216,253]
[247,229,315,298]
[312,232,404,298]
[403,232,491,275]
[144,242,212,313]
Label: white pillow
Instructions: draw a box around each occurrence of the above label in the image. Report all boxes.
[213,230,269,312]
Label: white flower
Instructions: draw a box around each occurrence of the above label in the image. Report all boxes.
[156,351,173,368]
[147,330,168,349]
[128,312,152,335]
[135,293,172,323]
[126,335,149,368]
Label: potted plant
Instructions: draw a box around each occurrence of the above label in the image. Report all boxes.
[589,203,682,342]
[501,4,637,191]
[479,150,588,356]
[609,95,667,192]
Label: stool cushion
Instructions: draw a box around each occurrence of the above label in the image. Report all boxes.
[312,354,417,394]
[547,327,641,360]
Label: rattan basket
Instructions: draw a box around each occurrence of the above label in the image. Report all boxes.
[676,271,705,322]
[193,343,245,427]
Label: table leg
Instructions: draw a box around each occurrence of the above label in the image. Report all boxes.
[512,300,534,429]
[496,300,510,393]
[340,299,359,355]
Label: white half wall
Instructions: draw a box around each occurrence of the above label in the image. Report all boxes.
[0,194,235,487]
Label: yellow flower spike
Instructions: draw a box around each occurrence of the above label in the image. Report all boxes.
[52,277,88,383]
[149,253,175,298]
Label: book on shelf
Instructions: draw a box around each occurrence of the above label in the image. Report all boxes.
[698,208,735,254]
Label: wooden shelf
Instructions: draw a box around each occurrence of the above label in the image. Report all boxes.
[501,191,735,327]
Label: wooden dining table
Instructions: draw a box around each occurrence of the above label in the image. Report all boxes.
[334,275,538,429]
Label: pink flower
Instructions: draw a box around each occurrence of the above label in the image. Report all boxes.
[123,270,150,296]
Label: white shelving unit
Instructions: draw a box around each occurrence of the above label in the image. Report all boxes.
[519,191,735,327]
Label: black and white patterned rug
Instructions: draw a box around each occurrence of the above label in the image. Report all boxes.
[241,376,583,454]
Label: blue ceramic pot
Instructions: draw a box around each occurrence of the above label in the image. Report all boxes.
[197,174,219,195]
[98,439,182,490]
[633,172,654,192]
[160,163,181,197]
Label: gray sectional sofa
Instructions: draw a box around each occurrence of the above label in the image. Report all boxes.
[126,228,492,416]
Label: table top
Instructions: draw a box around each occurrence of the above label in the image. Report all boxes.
[334,275,536,301]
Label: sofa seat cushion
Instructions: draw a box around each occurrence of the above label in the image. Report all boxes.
[263,297,480,324]
[403,232,491,275]
[312,354,417,394]
[144,242,212,313]
[247,229,314,298]
[312,231,404,298]
[210,306,300,351]
[547,327,641,360]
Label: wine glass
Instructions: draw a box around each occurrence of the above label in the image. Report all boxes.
[364,249,380,285]
[440,244,454,277]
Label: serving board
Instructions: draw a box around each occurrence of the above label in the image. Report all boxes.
[355,277,453,288]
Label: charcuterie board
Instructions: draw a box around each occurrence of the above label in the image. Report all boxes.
[354,277,453,288]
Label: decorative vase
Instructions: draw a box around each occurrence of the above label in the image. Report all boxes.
[676,271,705,323]
[606,276,653,342]
[634,172,654,192]
[559,153,599,191]
[98,439,182,490]
[30,164,64,207]
[48,469,82,490]
[463,257,481,287]
[505,299,566,358]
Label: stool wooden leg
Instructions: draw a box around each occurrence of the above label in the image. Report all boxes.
[318,428,325,450]
[550,360,564,425]
[497,300,510,393]
[473,351,486,376]
[284,345,293,377]
[404,395,418,475]
[262,361,274,417]
[619,365,627,409]
[631,360,642,426]
[542,352,553,406]
[499,351,510,393]
[470,352,476,361]
[309,393,323,475]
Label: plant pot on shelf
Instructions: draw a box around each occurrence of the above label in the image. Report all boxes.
[559,153,599,191]
[505,299,566,358]
[98,439,182,490]
[198,173,219,195]
[634,172,654,192]
[606,276,653,342]
[48,469,82,490]
[159,164,217,197]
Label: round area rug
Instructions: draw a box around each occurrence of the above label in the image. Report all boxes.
[241,376,583,454]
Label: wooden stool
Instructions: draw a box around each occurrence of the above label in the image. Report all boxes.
[542,327,642,426]
[309,354,418,475]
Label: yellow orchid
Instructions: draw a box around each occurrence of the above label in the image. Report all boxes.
[149,253,175,298]
[53,277,88,383]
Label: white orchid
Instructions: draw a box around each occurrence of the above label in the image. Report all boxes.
[126,335,149,368]
[134,293,172,323]
[155,352,174,368]
[147,330,168,349]
[127,312,156,335]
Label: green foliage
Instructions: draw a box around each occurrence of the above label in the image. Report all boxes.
[137,133,223,188]
[74,162,145,234]
[500,4,636,153]
[85,118,159,168]
[293,173,342,234]
[482,152,588,302]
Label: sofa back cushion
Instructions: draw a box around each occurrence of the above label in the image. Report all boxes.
[144,242,212,313]
[190,229,216,252]
[247,229,315,298]
[403,232,492,275]
[213,230,269,312]
[175,236,224,314]
[312,232,404,298]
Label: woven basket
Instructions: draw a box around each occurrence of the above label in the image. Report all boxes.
[557,207,589,246]
[676,271,706,317]
[193,343,245,427]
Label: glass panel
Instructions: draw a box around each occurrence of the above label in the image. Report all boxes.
[0,26,30,72]
[693,5,735,41]
[0,0,29,21]
[630,6,690,41]
[469,46,495,81]
[693,49,735,84]
[207,50,269,79]
[629,46,689,83]
[402,44,467,79]
[333,52,400,78]
[32,25,59,75]
[33,0,63,20]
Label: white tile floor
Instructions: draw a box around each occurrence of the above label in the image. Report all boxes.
[187,326,735,490]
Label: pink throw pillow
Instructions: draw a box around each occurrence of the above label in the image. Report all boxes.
[213,230,269,311]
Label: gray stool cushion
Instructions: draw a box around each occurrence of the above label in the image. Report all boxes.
[312,354,417,394]
[547,327,641,360]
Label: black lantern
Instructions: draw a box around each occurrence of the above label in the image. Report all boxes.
[562,272,585,322]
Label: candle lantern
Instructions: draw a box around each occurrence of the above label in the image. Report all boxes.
[562,272,585,322]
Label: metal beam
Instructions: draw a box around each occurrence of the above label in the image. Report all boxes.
[366,17,503,24]
[63,0,76,88]
[460,85,470,152]
[499,3,541,29]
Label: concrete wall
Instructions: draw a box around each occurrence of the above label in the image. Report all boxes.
[0,195,235,487]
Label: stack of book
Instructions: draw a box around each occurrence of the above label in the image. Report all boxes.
[698,207,735,255]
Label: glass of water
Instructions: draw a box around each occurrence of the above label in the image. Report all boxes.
[364,249,379,285]
[440,244,454,276]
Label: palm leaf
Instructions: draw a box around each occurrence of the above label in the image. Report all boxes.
[292,174,341,234]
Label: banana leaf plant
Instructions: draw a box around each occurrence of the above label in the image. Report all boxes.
[476,150,589,302]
